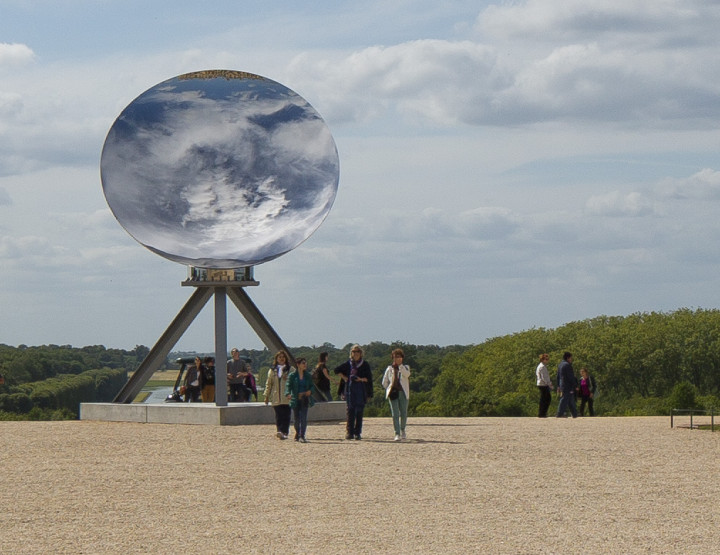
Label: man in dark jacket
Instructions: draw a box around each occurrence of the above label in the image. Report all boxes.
[556,351,578,418]
[334,344,373,440]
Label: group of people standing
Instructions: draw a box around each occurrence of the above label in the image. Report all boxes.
[263,344,411,443]
[536,351,597,418]
[182,348,257,403]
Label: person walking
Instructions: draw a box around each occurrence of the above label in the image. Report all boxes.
[285,357,314,442]
[264,350,293,439]
[578,367,597,416]
[556,351,578,418]
[334,344,373,440]
[382,348,411,441]
[536,353,553,418]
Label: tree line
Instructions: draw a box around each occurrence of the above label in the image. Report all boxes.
[430,308,720,416]
[2,308,719,419]
[0,344,146,419]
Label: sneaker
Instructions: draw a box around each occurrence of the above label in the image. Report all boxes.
[276,431,283,439]
[354,435,362,440]
[394,434,401,442]
[401,431,406,440]
[345,434,353,440]
[282,433,288,440]
[300,437,307,443]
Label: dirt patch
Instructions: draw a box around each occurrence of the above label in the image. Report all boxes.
[1,416,717,553]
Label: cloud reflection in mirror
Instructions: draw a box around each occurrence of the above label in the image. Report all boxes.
[100,70,339,268]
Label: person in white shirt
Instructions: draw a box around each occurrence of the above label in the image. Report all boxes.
[535,353,553,418]
[382,348,411,441]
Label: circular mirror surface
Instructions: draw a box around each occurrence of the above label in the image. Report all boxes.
[101,70,339,268]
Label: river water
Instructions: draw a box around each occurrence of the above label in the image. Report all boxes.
[142,386,174,403]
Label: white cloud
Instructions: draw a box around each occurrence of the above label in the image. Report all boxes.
[659,168,720,200]
[585,191,654,216]
[0,235,51,259]
[0,43,35,66]
[276,2,720,129]
[287,39,503,125]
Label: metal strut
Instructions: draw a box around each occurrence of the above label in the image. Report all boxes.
[113,288,213,403]
[113,283,294,403]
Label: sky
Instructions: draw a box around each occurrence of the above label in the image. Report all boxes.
[2,0,720,353]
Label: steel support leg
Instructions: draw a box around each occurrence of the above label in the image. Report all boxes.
[214,287,228,406]
[227,287,295,365]
[113,288,213,403]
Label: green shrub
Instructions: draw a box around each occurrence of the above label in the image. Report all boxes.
[668,381,699,411]
[413,401,443,417]
[0,393,33,413]
[496,392,527,416]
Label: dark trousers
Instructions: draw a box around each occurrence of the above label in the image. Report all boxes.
[184,386,201,403]
[579,395,595,416]
[346,405,364,437]
[273,405,291,435]
[538,386,552,417]
[230,383,252,402]
[293,403,309,439]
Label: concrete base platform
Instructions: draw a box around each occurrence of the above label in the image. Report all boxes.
[80,401,346,426]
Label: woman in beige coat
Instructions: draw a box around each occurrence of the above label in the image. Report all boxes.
[264,350,293,439]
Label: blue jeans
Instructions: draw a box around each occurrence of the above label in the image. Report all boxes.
[556,391,578,418]
[389,390,408,435]
[293,403,309,438]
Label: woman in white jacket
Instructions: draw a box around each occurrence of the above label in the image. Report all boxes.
[382,348,411,442]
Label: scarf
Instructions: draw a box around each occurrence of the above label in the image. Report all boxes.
[349,358,364,381]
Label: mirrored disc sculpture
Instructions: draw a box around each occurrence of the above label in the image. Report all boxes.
[101,70,340,406]
[100,70,339,268]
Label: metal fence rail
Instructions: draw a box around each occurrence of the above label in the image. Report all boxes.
[670,408,715,431]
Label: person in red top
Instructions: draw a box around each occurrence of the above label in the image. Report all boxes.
[578,367,596,416]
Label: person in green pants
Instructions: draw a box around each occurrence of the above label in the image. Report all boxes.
[382,348,411,442]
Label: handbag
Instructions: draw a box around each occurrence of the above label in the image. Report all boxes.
[388,366,401,400]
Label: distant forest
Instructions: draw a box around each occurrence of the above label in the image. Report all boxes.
[1,308,719,419]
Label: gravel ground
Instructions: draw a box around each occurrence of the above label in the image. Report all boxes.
[1,416,718,554]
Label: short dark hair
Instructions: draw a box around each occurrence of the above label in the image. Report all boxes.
[563,351,573,361]
[296,357,307,365]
